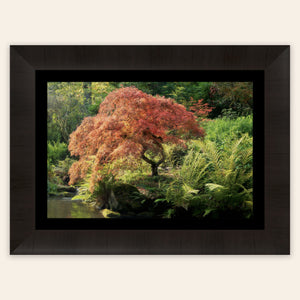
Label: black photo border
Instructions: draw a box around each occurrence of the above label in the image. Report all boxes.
[36,70,264,231]
[10,46,289,254]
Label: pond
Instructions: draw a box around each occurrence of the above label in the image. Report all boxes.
[47,197,104,218]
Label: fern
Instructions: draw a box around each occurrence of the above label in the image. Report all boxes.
[167,134,253,219]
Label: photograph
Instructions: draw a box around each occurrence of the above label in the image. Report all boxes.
[47,81,254,221]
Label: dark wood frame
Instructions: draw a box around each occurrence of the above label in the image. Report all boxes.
[10,46,290,254]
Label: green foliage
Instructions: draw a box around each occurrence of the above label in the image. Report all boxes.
[209,82,253,118]
[56,157,76,174]
[115,82,214,110]
[163,134,253,219]
[202,115,253,144]
[167,82,213,108]
[120,169,149,185]
[88,82,115,115]
[93,173,117,203]
[47,157,75,194]
[47,159,61,194]
[72,173,116,203]
[47,141,68,164]
[120,170,172,200]
[72,179,92,202]
[112,82,253,119]
[48,82,87,143]
[47,82,114,143]
[47,180,58,194]
[163,144,188,167]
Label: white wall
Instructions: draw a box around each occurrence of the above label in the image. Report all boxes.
[0,1,298,299]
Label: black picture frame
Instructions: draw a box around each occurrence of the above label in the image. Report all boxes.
[10,46,290,254]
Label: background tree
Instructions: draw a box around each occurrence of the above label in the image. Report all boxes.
[210,82,253,117]
[47,82,113,143]
[114,82,214,109]
[83,82,92,113]
[68,87,206,191]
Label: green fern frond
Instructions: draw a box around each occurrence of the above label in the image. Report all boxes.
[205,183,227,191]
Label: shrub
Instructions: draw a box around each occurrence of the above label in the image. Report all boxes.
[47,141,68,164]
[163,143,188,168]
[72,173,116,203]
[202,115,253,144]
[54,157,76,184]
[47,159,61,194]
[47,180,58,194]
[164,134,253,219]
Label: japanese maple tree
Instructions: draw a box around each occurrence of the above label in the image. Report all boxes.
[68,87,206,191]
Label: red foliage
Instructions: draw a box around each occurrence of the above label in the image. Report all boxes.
[189,98,213,118]
[68,87,205,191]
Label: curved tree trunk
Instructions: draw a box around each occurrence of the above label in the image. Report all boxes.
[141,148,165,177]
[151,163,159,176]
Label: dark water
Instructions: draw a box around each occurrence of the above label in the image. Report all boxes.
[47,198,104,218]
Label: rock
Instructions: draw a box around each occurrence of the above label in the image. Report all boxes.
[137,211,154,218]
[48,191,76,197]
[62,191,76,197]
[56,185,77,193]
[110,184,144,212]
[94,183,145,213]
[101,209,121,218]
[62,175,70,185]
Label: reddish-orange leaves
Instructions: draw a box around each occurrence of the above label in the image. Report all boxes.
[189,98,214,118]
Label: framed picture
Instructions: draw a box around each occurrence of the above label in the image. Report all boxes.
[10,46,290,254]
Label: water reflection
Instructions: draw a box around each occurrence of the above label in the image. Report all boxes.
[47,198,103,218]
